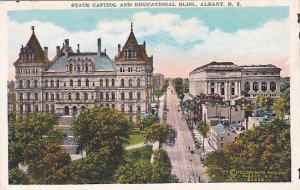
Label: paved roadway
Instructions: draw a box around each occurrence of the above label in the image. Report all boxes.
[163,85,209,183]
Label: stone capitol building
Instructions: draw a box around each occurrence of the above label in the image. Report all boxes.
[13,24,154,121]
[189,61,281,101]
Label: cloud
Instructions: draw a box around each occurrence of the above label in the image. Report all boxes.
[7,11,289,80]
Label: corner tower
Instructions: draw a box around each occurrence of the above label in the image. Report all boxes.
[115,23,154,121]
[14,26,50,118]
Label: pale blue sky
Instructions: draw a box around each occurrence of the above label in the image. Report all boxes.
[7,7,289,78]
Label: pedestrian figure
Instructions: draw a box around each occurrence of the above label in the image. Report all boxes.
[188,146,190,151]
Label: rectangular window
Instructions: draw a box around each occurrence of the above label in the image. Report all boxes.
[221,88,225,95]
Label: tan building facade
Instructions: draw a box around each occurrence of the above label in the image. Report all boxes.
[189,62,281,101]
[13,25,154,121]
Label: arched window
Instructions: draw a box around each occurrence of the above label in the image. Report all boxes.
[34,105,38,112]
[76,92,80,101]
[84,93,88,101]
[270,81,276,92]
[19,93,23,101]
[105,92,109,100]
[78,79,81,86]
[70,79,73,87]
[20,105,23,113]
[100,79,103,87]
[51,80,54,87]
[106,79,109,87]
[68,93,72,100]
[27,93,30,100]
[137,105,141,112]
[86,79,89,87]
[253,82,258,92]
[129,105,133,112]
[51,93,54,101]
[45,80,48,87]
[129,79,132,86]
[46,104,49,112]
[51,104,55,113]
[129,92,133,100]
[27,80,30,88]
[121,104,125,113]
[121,92,125,100]
[56,93,59,100]
[73,106,78,115]
[111,92,115,100]
[34,80,38,88]
[112,104,115,109]
[261,82,267,92]
[137,92,141,100]
[19,80,23,88]
[244,82,250,92]
[112,79,115,87]
[27,104,31,113]
[35,93,38,100]
[45,92,49,100]
[81,106,86,112]
[56,80,59,87]
[69,64,73,72]
[121,79,125,87]
[99,92,103,101]
[85,64,88,72]
[137,78,141,86]
[64,106,69,115]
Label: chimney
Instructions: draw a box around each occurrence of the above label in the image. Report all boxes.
[77,44,80,53]
[44,47,48,59]
[118,44,121,54]
[56,46,60,55]
[97,38,101,56]
[64,39,69,57]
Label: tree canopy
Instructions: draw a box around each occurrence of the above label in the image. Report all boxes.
[145,123,171,148]
[138,114,160,131]
[172,78,184,100]
[205,119,290,182]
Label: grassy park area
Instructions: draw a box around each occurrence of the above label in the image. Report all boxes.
[128,133,145,145]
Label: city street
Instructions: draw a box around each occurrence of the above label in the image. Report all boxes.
[164,86,209,183]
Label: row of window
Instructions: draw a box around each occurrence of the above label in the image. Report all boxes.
[67,64,92,73]
[18,78,143,88]
[244,81,276,92]
[17,68,39,74]
[119,66,142,73]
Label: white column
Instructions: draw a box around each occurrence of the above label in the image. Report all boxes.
[235,81,238,96]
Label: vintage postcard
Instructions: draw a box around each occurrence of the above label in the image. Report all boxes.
[0,0,299,190]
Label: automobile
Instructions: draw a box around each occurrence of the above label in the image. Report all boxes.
[190,148,195,154]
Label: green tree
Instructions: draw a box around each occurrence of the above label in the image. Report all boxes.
[256,96,273,111]
[28,144,71,184]
[114,160,153,183]
[138,114,160,131]
[9,167,29,184]
[145,123,171,149]
[172,78,184,100]
[72,107,131,183]
[198,122,210,153]
[205,119,290,182]
[114,150,172,183]
[272,97,288,119]
[151,150,172,183]
[154,89,164,102]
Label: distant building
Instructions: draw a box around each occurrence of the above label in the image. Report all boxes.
[201,103,245,126]
[209,123,238,150]
[189,62,281,101]
[13,24,154,121]
[153,73,165,90]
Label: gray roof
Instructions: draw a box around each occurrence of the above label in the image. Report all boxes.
[190,61,241,74]
[211,123,225,134]
[47,52,116,72]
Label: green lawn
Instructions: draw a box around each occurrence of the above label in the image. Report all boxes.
[128,134,146,145]
[125,145,153,163]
